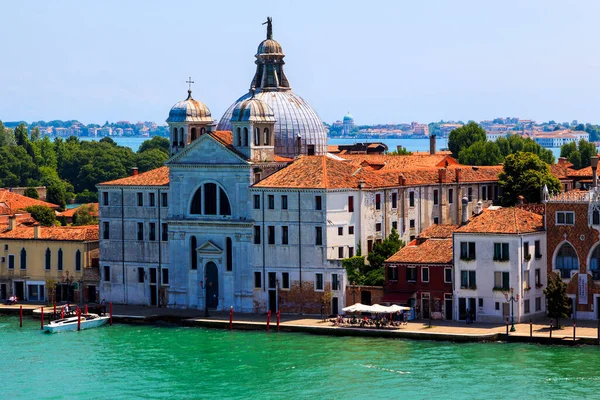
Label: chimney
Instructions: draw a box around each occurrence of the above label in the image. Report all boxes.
[558,157,567,166]
[429,134,436,155]
[33,223,41,239]
[358,179,365,189]
[461,196,469,225]
[475,200,483,215]
[131,167,139,176]
[591,156,599,188]
[8,216,16,231]
[398,174,405,186]
[455,168,462,183]
[438,168,446,183]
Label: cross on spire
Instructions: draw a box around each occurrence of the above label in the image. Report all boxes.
[186,77,194,91]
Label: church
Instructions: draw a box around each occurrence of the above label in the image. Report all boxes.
[97,18,503,314]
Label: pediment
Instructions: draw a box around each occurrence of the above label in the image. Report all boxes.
[166,134,248,166]
[196,240,223,254]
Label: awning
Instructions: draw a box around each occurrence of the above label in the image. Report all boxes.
[381,292,414,304]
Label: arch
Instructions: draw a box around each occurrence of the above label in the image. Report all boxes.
[189,182,231,216]
[190,236,197,270]
[226,237,233,271]
[236,127,242,146]
[200,127,205,135]
[588,244,600,280]
[254,127,260,146]
[264,128,270,145]
[554,241,578,279]
[75,249,82,271]
[205,261,219,308]
[58,248,63,271]
[179,127,184,146]
[45,248,51,270]
[20,248,26,270]
[172,127,178,147]
[243,127,249,146]
[191,127,197,141]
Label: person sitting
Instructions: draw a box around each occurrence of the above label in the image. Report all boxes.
[5,295,17,305]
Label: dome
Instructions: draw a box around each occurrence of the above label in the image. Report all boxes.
[166,90,212,123]
[218,90,327,158]
[231,96,276,123]
[343,112,354,122]
[257,39,283,56]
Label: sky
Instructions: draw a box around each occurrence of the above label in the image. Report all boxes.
[1,0,599,126]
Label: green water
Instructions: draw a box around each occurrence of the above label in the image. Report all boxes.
[1,317,599,399]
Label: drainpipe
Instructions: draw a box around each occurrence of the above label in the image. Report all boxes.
[298,191,302,287]
[262,191,266,291]
[157,188,162,306]
[121,188,126,304]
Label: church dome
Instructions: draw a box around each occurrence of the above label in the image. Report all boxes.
[231,95,276,123]
[257,39,283,55]
[166,90,212,123]
[343,112,354,122]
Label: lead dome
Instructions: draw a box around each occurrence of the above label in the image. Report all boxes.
[231,95,276,123]
[167,90,212,124]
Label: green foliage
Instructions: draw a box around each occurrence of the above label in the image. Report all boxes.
[387,146,412,156]
[342,256,368,286]
[448,121,487,158]
[74,189,98,204]
[0,121,16,147]
[560,139,596,169]
[498,152,562,205]
[23,187,39,199]
[72,204,97,226]
[135,148,168,172]
[574,124,585,131]
[458,141,502,166]
[138,136,170,156]
[46,184,67,210]
[496,135,555,164]
[544,273,571,327]
[25,205,56,226]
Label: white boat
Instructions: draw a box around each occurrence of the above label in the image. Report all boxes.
[44,313,109,333]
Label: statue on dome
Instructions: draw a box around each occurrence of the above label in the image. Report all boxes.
[263,17,273,39]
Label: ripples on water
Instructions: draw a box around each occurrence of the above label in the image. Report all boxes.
[1,317,599,399]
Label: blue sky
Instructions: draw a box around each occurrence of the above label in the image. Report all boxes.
[1,0,599,125]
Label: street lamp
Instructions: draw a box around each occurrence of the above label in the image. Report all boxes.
[504,287,520,332]
[348,282,361,304]
[200,278,210,317]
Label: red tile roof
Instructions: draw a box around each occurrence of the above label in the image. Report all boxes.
[341,153,459,170]
[419,224,460,239]
[58,203,99,218]
[98,166,170,187]
[0,224,99,241]
[386,238,453,264]
[0,190,59,214]
[456,207,543,234]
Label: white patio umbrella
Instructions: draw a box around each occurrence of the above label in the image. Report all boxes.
[342,303,373,313]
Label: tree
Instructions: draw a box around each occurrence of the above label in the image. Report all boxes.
[574,124,585,131]
[448,121,487,158]
[74,189,98,204]
[365,228,405,286]
[544,273,571,328]
[72,204,97,226]
[138,136,170,156]
[458,141,502,166]
[23,187,39,200]
[560,139,597,169]
[135,148,168,172]
[387,147,412,156]
[46,184,67,210]
[498,152,562,205]
[25,205,56,226]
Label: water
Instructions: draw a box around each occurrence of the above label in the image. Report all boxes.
[2,317,599,399]
[79,136,149,152]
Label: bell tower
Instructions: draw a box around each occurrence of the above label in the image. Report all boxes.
[230,90,276,162]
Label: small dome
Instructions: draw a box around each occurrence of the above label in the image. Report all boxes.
[257,39,283,56]
[343,112,354,122]
[166,90,212,123]
[231,96,276,123]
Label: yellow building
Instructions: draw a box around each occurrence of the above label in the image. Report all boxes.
[0,216,99,303]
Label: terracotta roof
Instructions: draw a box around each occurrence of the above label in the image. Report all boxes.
[341,153,459,170]
[386,238,453,264]
[58,203,99,218]
[0,225,99,241]
[455,207,543,234]
[567,166,593,177]
[207,130,250,160]
[550,163,571,179]
[274,155,294,163]
[0,190,59,213]
[98,166,170,187]
[419,224,460,239]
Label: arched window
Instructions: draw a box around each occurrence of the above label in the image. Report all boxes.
[179,127,184,146]
[243,127,249,146]
[191,127,197,141]
[226,237,233,271]
[57,248,63,271]
[236,128,242,146]
[173,127,178,147]
[200,127,205,135]
[204,183,217,215]
[20,248,26,270]
[45,248,51,270]
[191,186,202,214]
[590,246,600,280]
[190,236,197,270]
[219,188,231,216]
[556,242,578,279]
[75,250,82,271]
[264,128,270,145]
[190,183,231,216]
[254,127,260,146]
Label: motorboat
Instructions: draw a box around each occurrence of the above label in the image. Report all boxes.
[44,313,109,333]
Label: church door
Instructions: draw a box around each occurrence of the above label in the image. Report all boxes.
[205,262,219,309]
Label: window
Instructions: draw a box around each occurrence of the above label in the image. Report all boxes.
[460,270,476,289]
[523,242,530,259]
[204,183,217,215]
[8,254,14,270]
[494,185,499,200]
[409,192,415,207]
[268,226,275,245]
[556,242,578,278]
[338,227,343,236]
[445,268,452,283]
[409,219,415,229]
[243,127,249,146]
[254,173,261,183]
[388,266,398,281]
[103,266,110,282]
[315,196,322,210]
[478,298,483,308]
[281,195,288,210]
[254,271,262,288]
[535,297,541,312]
[190,183,231,216]
[162,268,169,285]
[493,243,509,261]
[315,227,323,245]
[161,193,168,207]
[482,186,487,201]
[348,196,354,212]
[392,221,398,230]
[524,299,530,314]
[392,192,398,209]
[535,269,541,286]
[535,240,542,259]
[254,194,260,209]
[149,223,156,241]
[268,195,274,210]
[494,271,510,290]
[226,237,233,271]
[137,192,144,207]
[367,240,373,253]
[254,226,261,244]
[495,302,500,311]
[103,221,110,240]
[433,217,439,225]
[448,188,453,204]
[264,128,270,146]
[433,189,439,205]
[315,273,324,291]
[162,223,168,241]
[410,235,416,242]
[57,249,63,271]
[282,272,290,289]
[524,270,530,289]
[149,193,155,207]
[406,267,417,281]
[75,250,81,271]
[422,267,429,282]
[376,223,382,232]
[137,223,144,241]
[332,274,340,290]
[467,187,473,202]
[375,194,381,210]
[190,236,197,270]
[268,272,276,289]
[349,247,354,257]
[19,248,26,270]
[349,226,354,235]
[460,242,476,260]
[556,211,575,225]
[45,248,51,270]
[594,210,600,225]
[282,226,289,245]
[138,268,145,283]
[338,247,344,259]
[254,127,260,146]
[102,192,109,206]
